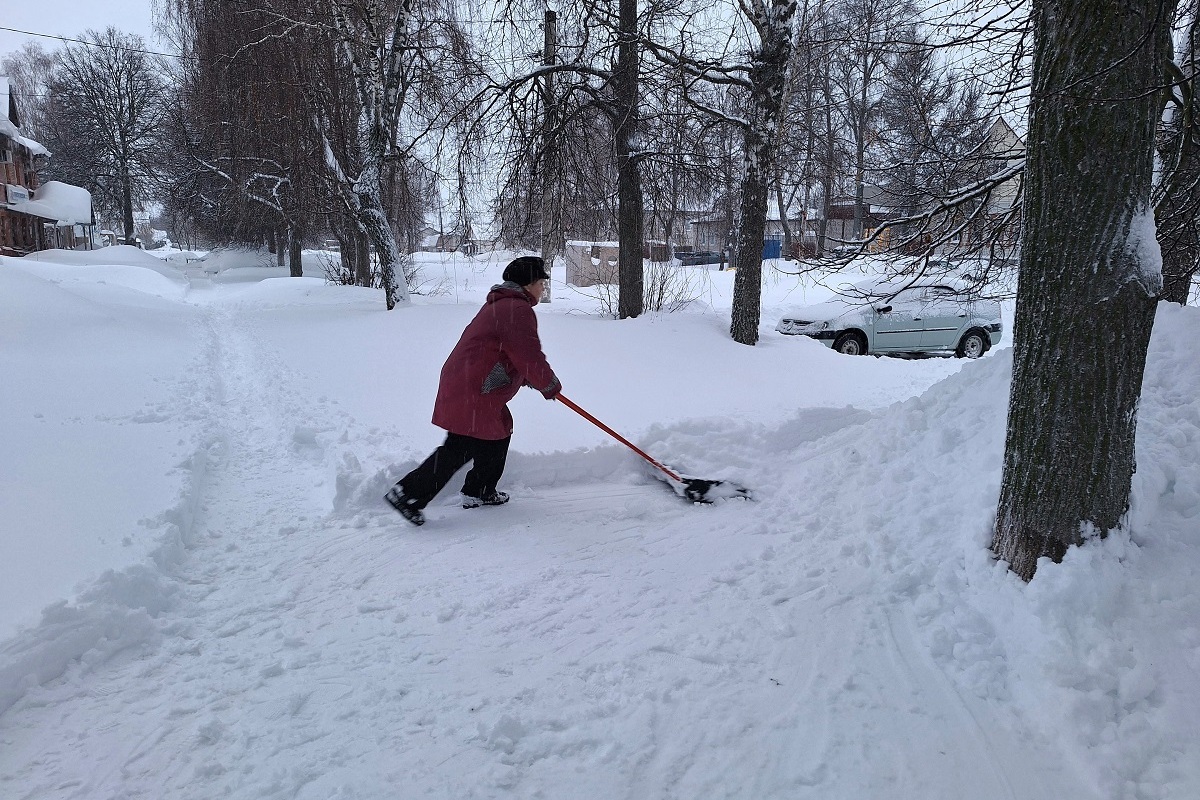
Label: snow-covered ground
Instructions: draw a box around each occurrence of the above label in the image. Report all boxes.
[0,246,1196,799]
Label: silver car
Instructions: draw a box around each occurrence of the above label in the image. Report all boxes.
[775,279,1003,358]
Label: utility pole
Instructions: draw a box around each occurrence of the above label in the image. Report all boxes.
[539,7,558,303]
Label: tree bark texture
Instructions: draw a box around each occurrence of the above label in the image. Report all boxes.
[1157,8,1200,304]
[120,156,136,246]
[1158,182,1200,303]
[615,0,645,320]
[730,0,796,346]
[993,0,1175,581]
[539,8,558,304]
[354,229,372,287]
[288,226,304,278]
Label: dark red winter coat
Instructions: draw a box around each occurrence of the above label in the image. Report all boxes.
[431,283,560,440]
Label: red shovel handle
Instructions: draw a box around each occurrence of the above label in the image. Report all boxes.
[556,394,682,482]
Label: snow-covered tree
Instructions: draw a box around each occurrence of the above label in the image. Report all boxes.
[320,0,426,309]
[992,0,1177,581]
[645,0,799,344]
[726,0,799,345]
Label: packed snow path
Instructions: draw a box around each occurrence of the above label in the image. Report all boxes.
[1,298,1096,799]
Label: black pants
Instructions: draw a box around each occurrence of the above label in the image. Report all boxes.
[397,432,511,509]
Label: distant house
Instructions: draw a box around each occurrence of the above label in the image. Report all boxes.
[825,119,1025,256]
[689,201,813,255]
[1,76,95,255]
[982,117,1024,214]
[415,213,471,253]
[935,117,1024,255]
[644,206,708,251]
[459,218,499,256]
[415,222,442,252]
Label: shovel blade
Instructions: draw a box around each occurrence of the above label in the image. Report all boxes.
[680,477,752,504]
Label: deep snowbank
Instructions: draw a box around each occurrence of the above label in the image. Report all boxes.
[0,264,215,716]
[730,302,1200,799]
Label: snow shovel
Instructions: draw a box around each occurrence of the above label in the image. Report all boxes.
[556,393,751,503]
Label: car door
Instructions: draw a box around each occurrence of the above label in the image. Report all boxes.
[917,286,968,350]
[872,288,924,351]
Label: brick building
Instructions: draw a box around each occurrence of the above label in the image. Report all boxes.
[1,76,94,256]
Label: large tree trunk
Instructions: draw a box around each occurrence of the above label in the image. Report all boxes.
[120,156,136,246]
[615,0,644,319]
[288,225,304,278]
[992,0,1175,581]
[730,150,770,345]
[730,0,796,346]
[343,132,409,309]
[354,228,372,287]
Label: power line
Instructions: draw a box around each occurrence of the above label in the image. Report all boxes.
[0,25,192,61]
[1,14,549,62]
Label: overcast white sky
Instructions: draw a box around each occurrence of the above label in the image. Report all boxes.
[1,1,160,64]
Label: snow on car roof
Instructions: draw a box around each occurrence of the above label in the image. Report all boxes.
[839,275,960,297]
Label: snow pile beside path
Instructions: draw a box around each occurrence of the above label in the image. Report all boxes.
[195,247,277,273]
[208,276,380,308]
[0,414,216,717]
[6,257,190,301]
[19,245,170,270]
[729,302,1200,800]
[0,441,213,716]
[15,247,188,289]
[0,264,216,713]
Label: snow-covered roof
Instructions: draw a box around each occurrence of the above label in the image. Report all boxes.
[16,135,50,157]
[20,181,93,226]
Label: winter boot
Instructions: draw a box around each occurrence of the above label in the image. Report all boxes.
[462,491,510,509]
[384,487,425,526]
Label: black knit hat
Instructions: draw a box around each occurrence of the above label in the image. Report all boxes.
[502,256,549,286]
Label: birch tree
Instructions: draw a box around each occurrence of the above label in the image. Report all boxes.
[726,0,798,345]
[648,0,798,344]
[992,0,1176,581]
[320,0,423,309]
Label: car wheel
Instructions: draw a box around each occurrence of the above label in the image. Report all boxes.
[956,329,987,359]
[833,331,868,356]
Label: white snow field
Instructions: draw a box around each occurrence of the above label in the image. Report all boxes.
[1,248,1197,800]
